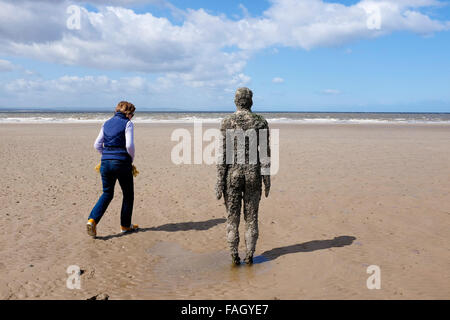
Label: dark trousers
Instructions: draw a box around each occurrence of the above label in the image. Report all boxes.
[89,159,134,227]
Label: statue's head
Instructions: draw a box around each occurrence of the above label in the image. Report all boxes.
[234,87,253,111]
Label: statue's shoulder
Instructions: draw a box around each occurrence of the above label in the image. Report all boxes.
[220,114,236,129]
[221,111,267,129]
[251,112,268,128]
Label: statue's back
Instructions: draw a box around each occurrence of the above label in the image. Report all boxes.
[221,110,269,167]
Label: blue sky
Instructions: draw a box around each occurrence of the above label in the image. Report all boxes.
[0,0,449,112]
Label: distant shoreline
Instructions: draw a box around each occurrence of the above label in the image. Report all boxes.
[1,110,449,114]
[1,110,450,125]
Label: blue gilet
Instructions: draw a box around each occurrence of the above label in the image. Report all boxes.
[101,112,131,163]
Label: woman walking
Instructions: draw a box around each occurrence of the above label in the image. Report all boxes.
[87,101,139,237]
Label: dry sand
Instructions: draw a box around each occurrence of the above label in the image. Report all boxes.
[0,123,449,300]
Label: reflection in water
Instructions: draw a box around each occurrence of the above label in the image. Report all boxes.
[145,242,271,295]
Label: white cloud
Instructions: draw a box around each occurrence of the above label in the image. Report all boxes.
[272,77,284,83]
[1,1,448,60]
[0,74,159,109]
[0,3,251,93]
[2,0,159,5]
[0,59,15,72]
[0,0,448,95]
[0,72,250,108]
[322,89,342,95]
[4,75,150,94]
[248,0,450,50]
[239,4,250,18]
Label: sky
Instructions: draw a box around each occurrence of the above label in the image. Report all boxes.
[0,0,449,112]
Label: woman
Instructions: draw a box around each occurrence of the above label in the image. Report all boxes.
[87,101,139,238]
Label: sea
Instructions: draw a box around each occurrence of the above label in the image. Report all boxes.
[1,111,450,124]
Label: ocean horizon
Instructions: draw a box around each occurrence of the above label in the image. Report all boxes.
[1,111,450,124]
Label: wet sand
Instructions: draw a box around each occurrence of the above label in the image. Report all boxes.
[0,123,449,299]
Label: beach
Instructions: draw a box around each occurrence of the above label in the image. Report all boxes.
[0,122,449,299]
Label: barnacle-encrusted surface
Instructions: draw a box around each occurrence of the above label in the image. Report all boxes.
[215,88,271,263]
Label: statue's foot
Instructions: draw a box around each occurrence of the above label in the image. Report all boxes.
[244,254,253,265]
[231,253,241,266]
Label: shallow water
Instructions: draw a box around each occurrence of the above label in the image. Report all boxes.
[144,241,272,296]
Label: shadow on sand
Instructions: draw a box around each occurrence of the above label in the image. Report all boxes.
[253,235,356,264]
[96,218,226,241]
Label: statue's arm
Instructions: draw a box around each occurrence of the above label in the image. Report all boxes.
[215,120,228,200]
[261,120,271,197]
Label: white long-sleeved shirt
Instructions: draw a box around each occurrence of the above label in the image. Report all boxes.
[94,121,135,162]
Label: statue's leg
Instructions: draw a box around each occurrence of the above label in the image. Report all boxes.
[225,167,244,264]
[243,169,262,264]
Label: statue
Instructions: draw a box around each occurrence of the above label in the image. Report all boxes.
[215,87,271,265]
